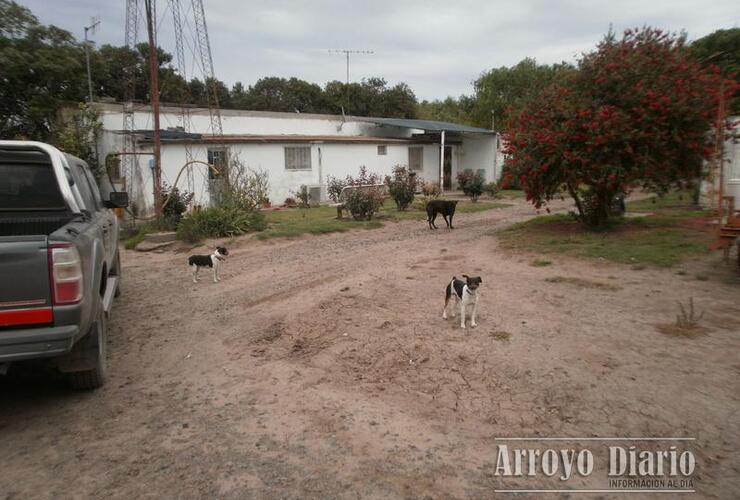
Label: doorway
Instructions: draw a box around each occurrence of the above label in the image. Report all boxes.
[443,146,453,191]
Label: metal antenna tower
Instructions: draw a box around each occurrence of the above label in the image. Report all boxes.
[170,0,195,197]
[328,49,374,113]
[122,0,225,213]
[122,0,147,215]
[192,0,223,136]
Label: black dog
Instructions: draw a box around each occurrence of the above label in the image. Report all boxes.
[426,200,459,229]
[188,246,228,283]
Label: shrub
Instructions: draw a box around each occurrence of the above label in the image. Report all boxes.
[327,175,347,202]
[224,155,270,211]
[457,170,485,202]
[344,166,385,220]
[292,185,311,208]
[421,181,441,198]
[176,205,266,242]
[160,183,193,230]
[384,165,418,210]
[483,181,500,198]
[283,197,297,208]
[344,189,384,220]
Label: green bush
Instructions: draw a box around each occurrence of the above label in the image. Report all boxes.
[344,188,384,220]
[160,183,193,230]
[344,166,385,220]
[483,181,500,198]
[326,175,347,203]
[176,205,266,242]
[457,170,485,202]
[292,185,311,208]
[385,165,418,210]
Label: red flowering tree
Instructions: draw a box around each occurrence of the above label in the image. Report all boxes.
[503,28,738,227]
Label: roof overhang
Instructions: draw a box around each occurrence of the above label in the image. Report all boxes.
[354,117,495,135]
[133,133,440,145]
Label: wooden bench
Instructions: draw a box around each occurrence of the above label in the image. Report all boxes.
[330,184,388,219]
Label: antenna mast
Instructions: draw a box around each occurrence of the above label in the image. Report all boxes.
[193,0,223,136]
[328,49,374,114]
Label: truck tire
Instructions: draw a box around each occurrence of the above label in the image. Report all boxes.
[68,303,107,390]
[111,251,122,297]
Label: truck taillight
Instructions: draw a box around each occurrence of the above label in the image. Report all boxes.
[48,243,83,305]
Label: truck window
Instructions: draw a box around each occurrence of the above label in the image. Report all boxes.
[0,163,66,211]
[82,167,103,211]
[69,164,97,212]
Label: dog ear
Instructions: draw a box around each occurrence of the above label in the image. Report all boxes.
[462,274,470,279]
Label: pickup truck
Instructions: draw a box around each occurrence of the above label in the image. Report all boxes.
[0,141,128,389]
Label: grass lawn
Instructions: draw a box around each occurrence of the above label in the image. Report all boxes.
[496,189,526,200]
[497,191,715,268]
[257,199,510,240]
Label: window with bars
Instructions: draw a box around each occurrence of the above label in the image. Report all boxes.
[284,146,312,170]
[377,145,387,156]
[408,147,423,171]
[207,148,229,179]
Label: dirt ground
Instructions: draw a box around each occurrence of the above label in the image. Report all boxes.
[1,198,739,499]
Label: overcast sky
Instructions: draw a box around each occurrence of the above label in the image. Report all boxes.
[20,0,740,101]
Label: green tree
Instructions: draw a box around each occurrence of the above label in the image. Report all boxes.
[0,0,87,139]
[470,58,573,130]
[417,96,476,125]
[52,103,103,178]
[691,28,740,114]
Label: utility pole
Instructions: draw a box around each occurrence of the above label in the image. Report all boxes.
[83,17,100,103]
[144,0,163,220]
[328,49,374,114]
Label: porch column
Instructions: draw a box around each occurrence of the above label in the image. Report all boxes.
[439,130,445,191]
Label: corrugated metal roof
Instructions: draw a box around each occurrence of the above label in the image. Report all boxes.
[192,134,421,144]
[354,117,494,134]
[142,133,435,144]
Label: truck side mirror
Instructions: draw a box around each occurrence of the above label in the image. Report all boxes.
[105,191,129,208]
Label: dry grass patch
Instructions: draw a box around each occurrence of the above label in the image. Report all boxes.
[544,276,621,291]
[655,298,709,338]
[489,330,512,341]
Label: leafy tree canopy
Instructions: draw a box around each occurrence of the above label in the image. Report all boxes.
[504,27,738,227]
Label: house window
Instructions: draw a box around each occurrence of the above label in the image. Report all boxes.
[207,148,229,179]
[408,146,423,171]
[285,146,312,170]
[377,145,387,156]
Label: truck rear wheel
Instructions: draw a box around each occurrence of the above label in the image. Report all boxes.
[68,303,107,390]
[111,251,122,297]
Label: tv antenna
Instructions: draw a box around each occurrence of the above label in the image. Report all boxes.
[328,49,374,113]
[83,16,100,102]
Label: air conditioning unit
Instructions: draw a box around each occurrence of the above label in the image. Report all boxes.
[309,185,322,204]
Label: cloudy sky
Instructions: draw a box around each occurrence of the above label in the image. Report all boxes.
[21,0,740,101]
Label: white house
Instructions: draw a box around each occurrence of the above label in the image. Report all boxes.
[94,102,500,215]
[700,120,740,211]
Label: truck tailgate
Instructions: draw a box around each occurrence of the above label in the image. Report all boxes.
[0,235,52,326]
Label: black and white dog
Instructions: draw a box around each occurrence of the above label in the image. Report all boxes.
[426,200,459,229]
[188,246,228,283]
[442,275,483,329]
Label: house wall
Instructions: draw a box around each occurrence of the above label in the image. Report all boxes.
[700,126,740,209]
[133,142,446,208]
[94,104,497,213]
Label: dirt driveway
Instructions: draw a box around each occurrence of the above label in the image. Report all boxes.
[1,199,739,499]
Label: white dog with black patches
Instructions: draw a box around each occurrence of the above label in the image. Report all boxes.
[188,246,228,283]
[442,274,483,329]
